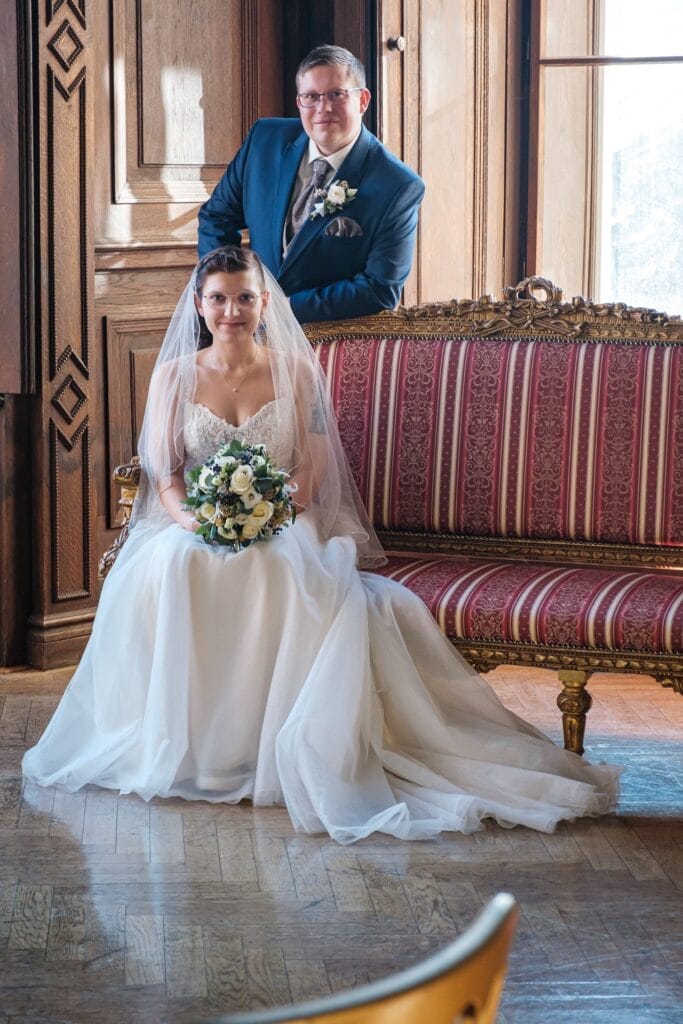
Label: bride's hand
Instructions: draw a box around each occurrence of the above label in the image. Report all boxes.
[179,510,199,532]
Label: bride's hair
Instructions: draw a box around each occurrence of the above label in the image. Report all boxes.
[195,246,266,349]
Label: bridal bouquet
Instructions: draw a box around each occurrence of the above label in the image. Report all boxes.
[183,439,295,549]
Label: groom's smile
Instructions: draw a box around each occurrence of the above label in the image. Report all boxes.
[296,65,371,156]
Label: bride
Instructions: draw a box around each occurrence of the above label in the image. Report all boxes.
[23,246,620,843]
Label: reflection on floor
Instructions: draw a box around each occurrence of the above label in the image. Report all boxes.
[0,666,681,1023]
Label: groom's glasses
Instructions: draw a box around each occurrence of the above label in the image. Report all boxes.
[201,290,264,310]
[297,88,363,108]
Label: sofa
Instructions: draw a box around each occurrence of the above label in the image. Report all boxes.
[101,278,683,754]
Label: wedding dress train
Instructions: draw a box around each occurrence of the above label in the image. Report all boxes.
[23,400,620,844]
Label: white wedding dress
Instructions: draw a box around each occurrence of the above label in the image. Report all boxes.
[23,399,620,843]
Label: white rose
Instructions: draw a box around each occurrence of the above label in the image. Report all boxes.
[217,525,237,540]
[312,201,325,217]
[240,486,261,510]
[230,464,254,494]
[198,466,214,490]
[251,500,274,524]
[327,184,346,205]
[253,455,267,471]
[241,521,260,540]
[235,513,249,525]
[198,502,216,521]
[217,455,237,468]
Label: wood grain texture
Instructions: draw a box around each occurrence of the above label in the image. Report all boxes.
[1,667,681,1022]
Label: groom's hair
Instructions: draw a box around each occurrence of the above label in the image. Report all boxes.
[296,45,366,89]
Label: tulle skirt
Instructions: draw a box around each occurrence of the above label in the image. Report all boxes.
[23,516,620,844]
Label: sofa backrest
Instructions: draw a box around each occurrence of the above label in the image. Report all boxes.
[313,324,683,548]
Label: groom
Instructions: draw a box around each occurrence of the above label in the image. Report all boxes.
[198,45,425,324]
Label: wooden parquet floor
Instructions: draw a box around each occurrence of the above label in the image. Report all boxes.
[0,666,682,1023]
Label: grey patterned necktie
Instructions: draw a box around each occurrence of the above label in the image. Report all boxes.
[289,158,332,239]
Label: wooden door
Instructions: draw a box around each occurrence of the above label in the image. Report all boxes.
[375,0,524,304]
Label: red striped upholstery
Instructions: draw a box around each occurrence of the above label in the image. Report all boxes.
[375,556,683,653]
[317,335,683,547]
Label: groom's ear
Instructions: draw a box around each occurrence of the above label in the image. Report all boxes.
[359,89,371,115]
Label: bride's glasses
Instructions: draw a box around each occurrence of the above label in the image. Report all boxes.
[296,88,363,108]
[202,290,263,310]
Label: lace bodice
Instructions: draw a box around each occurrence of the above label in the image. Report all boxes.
[183,399,295,471]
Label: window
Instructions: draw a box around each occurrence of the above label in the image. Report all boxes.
[529,0,683,314]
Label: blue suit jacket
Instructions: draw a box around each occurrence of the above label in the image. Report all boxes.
[197,119,425,323]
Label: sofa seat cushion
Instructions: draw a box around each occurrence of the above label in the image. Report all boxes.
[373,555,683,654]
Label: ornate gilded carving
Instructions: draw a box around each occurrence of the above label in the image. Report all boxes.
[378,529,683,569]
[98,457,141,579]
[98,524,130,582]
[305,276,683,346]
[556,669,593,755]
[452,638,682,678]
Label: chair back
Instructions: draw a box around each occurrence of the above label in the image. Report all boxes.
[207,892,518,1024]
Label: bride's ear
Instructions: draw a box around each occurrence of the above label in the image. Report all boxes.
[194,292,204,316]
[260,290,270,315]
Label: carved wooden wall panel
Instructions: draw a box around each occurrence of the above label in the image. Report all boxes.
[103,313,170,526]
[98,0,283,245]
[112,0,243,204]
[0,2,24,394]
[26,0,96,667]
[94,264,192,553]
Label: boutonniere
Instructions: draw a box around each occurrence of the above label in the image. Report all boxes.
[311,179,358,220]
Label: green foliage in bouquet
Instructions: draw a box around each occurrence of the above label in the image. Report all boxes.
[183,438,295,549]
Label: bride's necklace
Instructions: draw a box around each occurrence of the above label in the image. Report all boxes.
[210,348,259,393]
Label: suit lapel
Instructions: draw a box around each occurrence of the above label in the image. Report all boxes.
[334,125,373,196]
[272,131,309,272]
[280,127,374,276]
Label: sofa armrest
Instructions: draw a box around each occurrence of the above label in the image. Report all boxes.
[97,456,141,580]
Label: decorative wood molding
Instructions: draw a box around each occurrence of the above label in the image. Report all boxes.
[378,530,683,570]
[49,419,91,601]
[241,0,259,134]
[111,0,244,204]
[473,0,490,299]
[26,608,96,671]
[94,244,197,271]
[0,3,29,394]
[103,312,170,527]
[454,638,683,695]
[305,277,683,344]
[21,0,96,667]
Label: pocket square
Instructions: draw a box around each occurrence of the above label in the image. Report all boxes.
[325,216,363,238]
